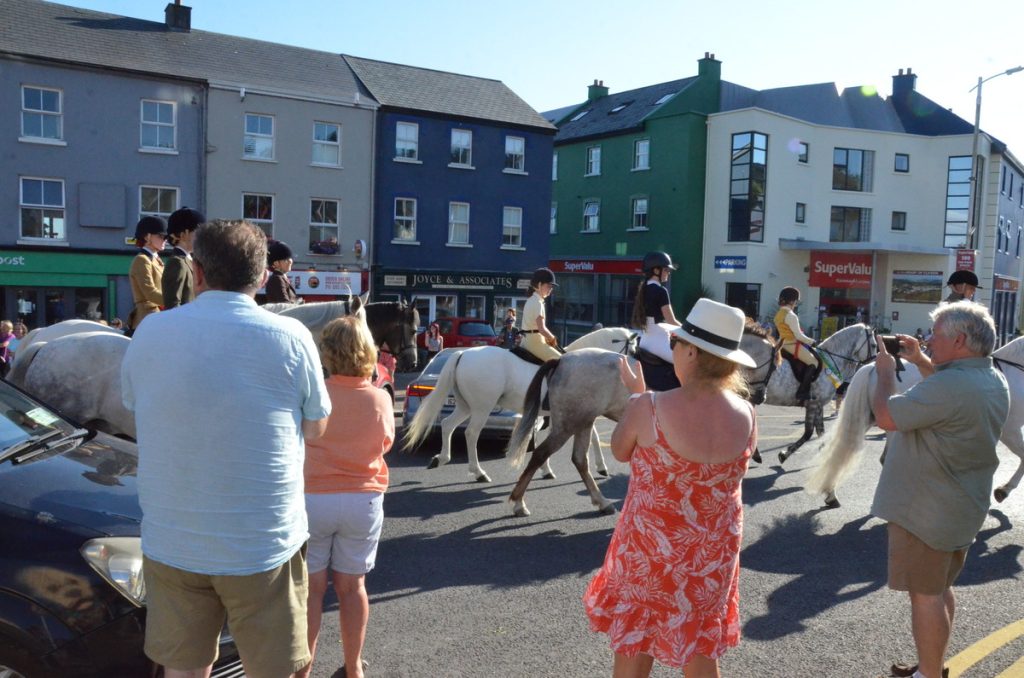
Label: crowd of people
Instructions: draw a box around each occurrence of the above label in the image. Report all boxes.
[8,216,1008,678]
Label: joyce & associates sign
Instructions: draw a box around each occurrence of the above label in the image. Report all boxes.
[808,252,872,289]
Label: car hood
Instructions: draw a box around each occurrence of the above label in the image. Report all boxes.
[0,431,142,537]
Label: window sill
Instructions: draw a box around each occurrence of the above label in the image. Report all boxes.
[310,163,343,170]
[17,238,69,247]
[448,163,476,170]
[391,239,420,245]
[19,136,66,146]
[393,157,422,164]
[446,243,473,248]
[584,173,601,178]
[630,167,650,173]
[241,156,278,163]
[579,230,601,234]
[139,147,178,155]
[626,227,649,232]
[502,168,528,176]
[500,245,526,251]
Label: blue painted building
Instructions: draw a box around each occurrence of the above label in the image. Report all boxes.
[345,56,556,325]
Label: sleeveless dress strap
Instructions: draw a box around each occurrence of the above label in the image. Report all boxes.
[648,392,661,443]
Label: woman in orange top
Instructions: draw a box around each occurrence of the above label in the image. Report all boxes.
[301,315,394,678]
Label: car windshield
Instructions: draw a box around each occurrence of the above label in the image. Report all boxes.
[459,322,496,337]
[0,383,74,454]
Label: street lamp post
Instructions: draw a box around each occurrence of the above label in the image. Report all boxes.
[966,65,1024,251]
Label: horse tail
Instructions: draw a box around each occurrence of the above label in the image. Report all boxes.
[508,358,559,469]
[807,363,874,495]
[403,350,462,450]
[6,341,45,388]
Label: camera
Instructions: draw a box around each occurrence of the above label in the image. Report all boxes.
[879,335,901,355]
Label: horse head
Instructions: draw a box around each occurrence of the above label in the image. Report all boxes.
[740,319,776,406]
[366,300,419,372]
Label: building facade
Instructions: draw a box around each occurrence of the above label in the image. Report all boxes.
[346,56,555,326]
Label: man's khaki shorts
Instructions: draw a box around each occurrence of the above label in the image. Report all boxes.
[887,523,967,595]
[143,547,310,677]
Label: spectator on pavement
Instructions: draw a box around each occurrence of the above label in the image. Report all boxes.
[299,315,394,678]
[122,219,331,678]
[871,301,1009,678]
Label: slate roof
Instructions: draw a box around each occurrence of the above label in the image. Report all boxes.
[546,77,696,143]
[549,75,973,141]
[0,0,372,104]
[343,55,554,131]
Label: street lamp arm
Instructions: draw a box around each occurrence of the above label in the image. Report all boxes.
[969,66,1024,92]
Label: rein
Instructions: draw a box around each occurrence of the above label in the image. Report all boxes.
[994,356,1024,373]
[815,326,876,374]
[744,334,779,390]
[612,332,641,356]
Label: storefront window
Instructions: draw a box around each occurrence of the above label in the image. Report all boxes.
[551,275,596,342]
[492,296,526,330]
[74,288,103,320]
[464,295,485,319]
[435,295,456,319]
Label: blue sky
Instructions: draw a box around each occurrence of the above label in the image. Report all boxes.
[57,0,1024,156]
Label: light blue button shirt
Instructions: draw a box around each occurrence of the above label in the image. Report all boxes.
[122,291,331,575]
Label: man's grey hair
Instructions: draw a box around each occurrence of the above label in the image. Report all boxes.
[193,220,268,292]
[929,300,997,356]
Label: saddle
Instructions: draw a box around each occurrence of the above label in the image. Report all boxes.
[782,351,822,385]
[634,347,680,392]
[510,346,548,366]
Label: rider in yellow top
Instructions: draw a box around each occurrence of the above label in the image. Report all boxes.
[774,286,821,403]
[520,268,561,362]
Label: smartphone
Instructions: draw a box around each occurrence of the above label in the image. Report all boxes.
[879,335,901,355]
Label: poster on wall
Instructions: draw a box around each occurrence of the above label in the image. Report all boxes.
[891,270,943,304]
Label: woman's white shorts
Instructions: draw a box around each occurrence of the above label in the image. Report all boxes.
[305,491,384,575]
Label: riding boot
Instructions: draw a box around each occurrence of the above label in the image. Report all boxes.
[795,368,816,404]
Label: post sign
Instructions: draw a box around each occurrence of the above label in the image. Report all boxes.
[714,256,747,270]
[956,249,976,271]
[808,252,872,289]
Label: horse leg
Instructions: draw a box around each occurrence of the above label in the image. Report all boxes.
[508,431,571,517]
[464,410,492,483]
[994,428,1024,502]
[536,425,557,480]
[814,402,825,436]
[427,404,469,470]
[778,404,816,464]
[589,426,610,477]
[823,489,841,509]
[570,430,615,515]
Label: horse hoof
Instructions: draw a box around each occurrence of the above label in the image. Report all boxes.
[427,457,440,470]
[598,469,609,477]
[752,450,763,464]
[513,505,530,517]
[824,498,841,509]
[475,474,492,484]
[778,451,787,465]
[994,488,1008,503]
[598,503,616,515]
[540,471,556,480]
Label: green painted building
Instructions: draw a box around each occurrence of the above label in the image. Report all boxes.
[546,54,722,339]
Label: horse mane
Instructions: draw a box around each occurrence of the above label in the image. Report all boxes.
[743,318,770,339]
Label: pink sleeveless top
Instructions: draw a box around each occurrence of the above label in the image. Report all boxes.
[584,393,755,667]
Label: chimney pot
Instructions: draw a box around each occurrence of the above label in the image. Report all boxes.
[907,67,912,75]
[704,51,710,58]
[898,68,904,75]
[710,53,715,59]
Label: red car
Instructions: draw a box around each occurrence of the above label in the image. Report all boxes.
[374,357,395,403]
[417,317,500,351]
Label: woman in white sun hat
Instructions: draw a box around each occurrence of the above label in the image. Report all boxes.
[585,298,757,678]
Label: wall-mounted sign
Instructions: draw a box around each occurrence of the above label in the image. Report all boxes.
[549,259,643,275]
[994,275,1020,292]
[714,256,747,270]
[956,249,976,271]
[271,270,361,296]
[891,270,942,304]
[808,252,872,289]
[384,275,407,287]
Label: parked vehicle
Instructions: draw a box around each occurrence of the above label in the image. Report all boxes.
[401,348,519,442]
[416,317,499,351]
[374,357,395,403]
[0,380,242,677]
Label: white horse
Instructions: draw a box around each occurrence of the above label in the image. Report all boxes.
[403,327,637,483]
[7,298,368,439]
[808,337,1024,508]
[742,323,878,464]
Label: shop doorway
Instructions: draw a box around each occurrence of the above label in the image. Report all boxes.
[817,287,871,337]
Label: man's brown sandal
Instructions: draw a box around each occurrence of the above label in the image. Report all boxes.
[890,661,949,678]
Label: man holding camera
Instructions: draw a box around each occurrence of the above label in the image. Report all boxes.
[870,301,1008,678]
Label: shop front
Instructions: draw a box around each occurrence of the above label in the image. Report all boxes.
[372,269,533,330]
[809,251,874,337]
[548,257,643,342]
[992,274,1020,345]
[0,250,131,329]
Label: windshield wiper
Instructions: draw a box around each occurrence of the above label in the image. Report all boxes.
[0,427,91,464]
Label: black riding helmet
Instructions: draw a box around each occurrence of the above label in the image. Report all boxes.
[642,251,676,276]
[778,286,801,305]
[530,267,558,288]
[134,215,167,246]
[167,207,205,239]
[947,270,982,288]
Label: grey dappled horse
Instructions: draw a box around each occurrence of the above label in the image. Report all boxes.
[809,337,1024,508]
[504,321,776,517]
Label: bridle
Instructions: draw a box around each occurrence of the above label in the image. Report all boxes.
[815,325,878,376]
[378,306,418,362]
[745,339,778,393]
[615,332,641,356]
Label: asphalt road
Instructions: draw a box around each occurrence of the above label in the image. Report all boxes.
[307,390,1024,678]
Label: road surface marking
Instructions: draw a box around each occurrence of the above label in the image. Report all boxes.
[994,655,1024,678]
[947,618,1024,677]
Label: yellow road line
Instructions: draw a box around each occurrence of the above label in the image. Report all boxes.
[947,619,1024,677]
[994,655,1024,678]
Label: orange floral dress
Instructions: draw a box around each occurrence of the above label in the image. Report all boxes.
[584,395,755,668]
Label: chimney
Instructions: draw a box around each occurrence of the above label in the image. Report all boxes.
[587,79,609,101]
[165,1,192,32]
[698,52,721,81]
[892,66,917,97]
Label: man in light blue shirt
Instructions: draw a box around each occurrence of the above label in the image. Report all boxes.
[123,219,330,678]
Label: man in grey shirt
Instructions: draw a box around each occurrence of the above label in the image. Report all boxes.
[871,301,1009,678]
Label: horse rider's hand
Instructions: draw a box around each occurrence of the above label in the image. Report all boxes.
[618,355,646,395]
[546,335,558,347]
[874,333,896,374]
[895,333,925,367]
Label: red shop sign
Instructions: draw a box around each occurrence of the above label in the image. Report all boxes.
[808,252,873,289]
[956,249,976,271]
[549,259,643,275]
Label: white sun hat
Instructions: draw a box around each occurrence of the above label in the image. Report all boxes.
[671,298,756,368]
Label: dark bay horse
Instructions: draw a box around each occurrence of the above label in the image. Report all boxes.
[365,301,419,372]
